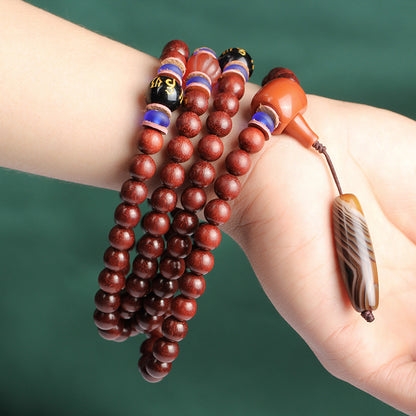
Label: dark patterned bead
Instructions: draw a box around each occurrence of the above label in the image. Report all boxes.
[225,149,251,176]
[172,210,199,235]
[218,73,245,99]
[161,40,189,61]
[186,249,214,275]
[137,127,164,154]
[152,275,178,298]
[150,187,177,213]
[153,337,179,363]
[136,234,165,259]
[126,273,151,297]
[95,289,120,313]
[120,179,147,205]
[146,356,172,378]
[219,48,254,77]
[114,202,141,228]
[189,161,216,188]
[238,126,265,153]
[120,291,142,313]
[183,89,209,115]
[204,199,231,225]
[171,295,197,321]
[132,255,158,279]
[181,187,206,212]
[162,316,188,342]
[160,162,185,188]
[93,309,120,330]
[146,75,183,111]
[214,174,241,200]
[142,212,170,236]
[97,322,123,341]
[98,268,125,294]
[213,92,239,117]
[103,247,130,272]
[138,354,164,383]
[197,135,224,161]
[159,256,185,280]
[176,111,202,138]
[194,223,221,250]
[166,136,193,163]
[206,111,232,137]
[108,225,135,251]
[129,153,156,181]
[136,310,163,333]
[143,292,171,316]
[178,273,206,299]
[166,234,192,258]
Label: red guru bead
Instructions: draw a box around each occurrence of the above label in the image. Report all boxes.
[189,161,216,188]
[178,273,206,299]
[114,203,141,228]
[132,255,158,279]
[129,154,156,181]
[159,256,186,280]
[142,212,170,236]
[238,126,265,153]
[136,234,165,259]
[98,268,125,294]
[194,223,221,250]
[171,295,197,321]
[197,135,224,161]
[150,187,177,213]
[120,179,148,205]
[160,162,186,188]
[108,225,135,251]
[183,89,209,115]
[94,289,121,313]
[176,111,202,138]
[137,128,164,155]
[214,174,241,200]
[181,186,206,212]
[186,249,214,275]
[172,210,199,235]
[225,149,251,176]
[161,316,188,342]
[126,274,151,298]
[204,199,231,225]
[152,337,179,363]
[152,275,178,298]
[166,137,193,163]
[103,247,130,272]
[213,92,239,117]
[206,111,232,137]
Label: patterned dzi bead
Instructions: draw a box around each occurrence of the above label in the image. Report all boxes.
[218,47,254,78]
[146,75,183,111]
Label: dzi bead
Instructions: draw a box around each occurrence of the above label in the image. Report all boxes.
[146,75,183,111]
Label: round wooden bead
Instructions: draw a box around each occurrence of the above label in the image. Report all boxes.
[120,291,142,313]
[238,127,265,153]
[181,187,206,212]
[93,309,120,330]
[119,308,134,319]
[166,136,193,163]
[140,336,160,355]
[132,255,158,279]
[126,273,151,297]
[214,174,241,200]
[143,292,171,316]
[160,162,186,188]
[95,289,120,313]
[142,212,170,236]
[161,40,189,61]
[97,322,124,341]
[159,256,186,280]
[136,310,163,332]
[197,135,224,161]
[153,337,179,363]
[150,187,177,213]
[189,161,216,188]
[137,128,163,155]
[194,223,221,250]
[225,149,251,176]
[178,273,206,299]
[206,111,232,137]
[204,199,231,225]
[98,268,125,294]
[129,154,156,181]
[213,92,239,117]
[108,225,135,251]
[183,89,209,115]
[146,356,172,378]
[138,354,164,383]
[162,316,188,342]
[113,321,132,342]
[136,234,165,259]
[171,295,197,321]
[176,111,201,138]
[218,73,245,99]
[114,203,141,228]
[166,234,192,258]
[148,324,164,339]
[120,179,148,205]
[172,210,199,235]
[103,247,130,272]
[152,275,178,298]
[186,249,214,275]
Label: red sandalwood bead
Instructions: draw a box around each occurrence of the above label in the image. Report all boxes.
[161,40,189,61]
[126,273,151,297]
[153,337,179,363]
[171,295,197,321]
[183,89,209,115]
[238,127,265,153]
[136,310,163,333]
[206,111,232,137]
[137,128,163,155]
[204,199,231,225]
[160,162,186,188]
[218,73,245,99]
[97,322,123,340]
[159,256,186,280]
[93,309,120,330]
[138,354,164,383]
[186,249,214,275]
[142,212,170,236]
[132,255,158,279]
[161,316,188,342]
[146,356,172,378]
[152,275,178,298]
[143,293,171,316]
[98,268,125,294]
[166,137,193,163]
[114,203,141,228]
[108,225,135,251]
[103,247,130,272]
[119,308,134,319]
[113,321,132,342]
[194,223,221,250]
[95,289,121,313]
[129,154,156,181]
[172,210,199,235]
[189,161,216,188]
[141,336,160,355]
[214,92,239,117]
[178,273,206,299]
[136,234,165,259]
[120,179,148,205]
[166,234,192,258]
[197,135,224,161]
[120,291,142,313]
[225,149,251,176]
[150,187,177,213]
[176,111,202,138]
[160,49,187,69]
[181,187,206,212]
[214,174,241,200]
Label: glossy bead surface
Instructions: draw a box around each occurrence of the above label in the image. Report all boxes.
[120,179,148,205]
[206,111,232,137]
[213,92,239,117]
[98,268,125,294]
[153,337,179,363]
[129,153,156,181]
[219,48,254,78]
[162,316,188,342]
[142,212,170,236]
[103,247,130,272]
[171,295,197,321]
[181,187,206,212]
[120,291,142,313]
[140,336,159,355]
[146,356,172,378]
[218,73,245,99]
[179,273,206,299]
[214,174,241,200]
[238,127,265,153]
[161,40,189,61]
[166,136,193,163]
[114,203,141,228]
[137,128,164,154]
[132,255,158,279]
[185,50,221,84]
[95,289,120,313]
[189,161,216,188]
[186,249,214,275]
[113,321,131,342]
[172,210,199,235]
[136,310,163,332]
[176,111,202,138]
[197,135,224,161]
[204,199,231,225]
[136,234,165,259]
[143,293,171,316]
[160,162,186,188]
[159,256,186,280]
[194,223,221,250]
[109,225,135,251]
[138,355,164,383]
[225,149,251,176]
[119,309,134,320]
[146,76,183,111]
[97,322,123,341]
[262,67,300,86]
[150,187,177,213]
[93,309,120,330]
[183,89,209,115]
[126,274,151,297]
[166,234,192,258]
[152,275,178,298]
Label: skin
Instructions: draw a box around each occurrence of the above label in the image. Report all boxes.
[0,1,415,414]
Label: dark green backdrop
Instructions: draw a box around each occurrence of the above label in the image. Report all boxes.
[1,1,414,415]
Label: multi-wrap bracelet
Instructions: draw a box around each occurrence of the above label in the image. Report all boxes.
[93,39,379,382]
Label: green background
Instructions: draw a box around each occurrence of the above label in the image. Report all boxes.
[1,0,414,415]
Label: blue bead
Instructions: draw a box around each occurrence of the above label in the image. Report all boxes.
[158,64,183,78]
[185,76,211,90]
[223,64,248,81]
[193,47,217,58]
[144,110,170,128]
[251,112,274,133]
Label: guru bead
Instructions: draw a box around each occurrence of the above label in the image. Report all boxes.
[146,75,183,111]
